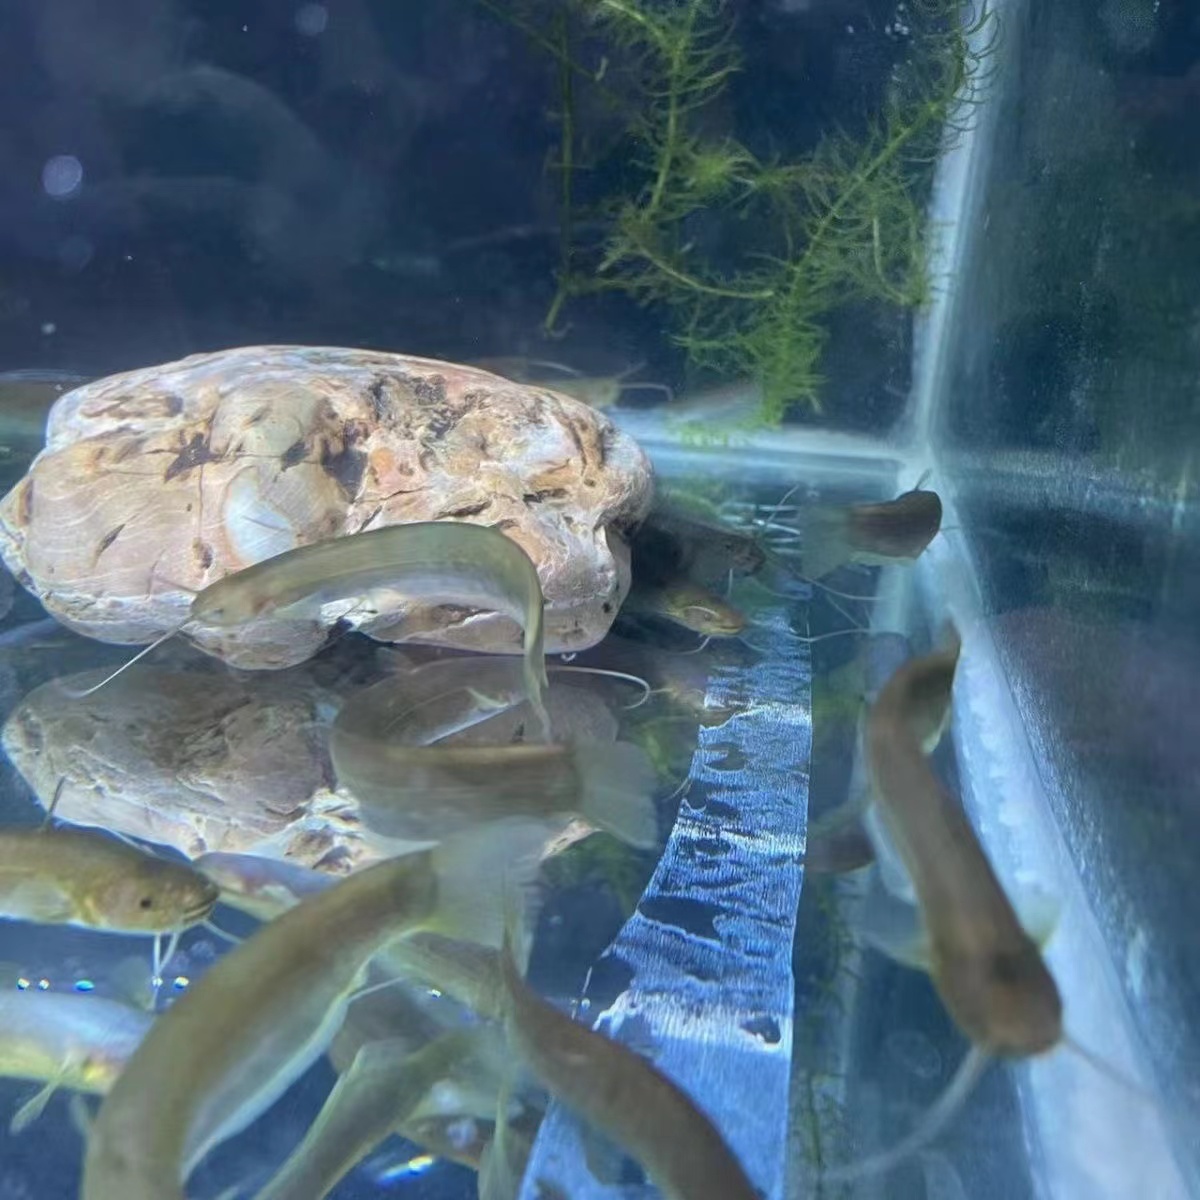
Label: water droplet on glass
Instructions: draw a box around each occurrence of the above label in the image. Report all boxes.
[42,155,83,199]
[295,3,329,36]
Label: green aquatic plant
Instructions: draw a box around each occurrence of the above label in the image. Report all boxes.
[542,831,656,916]
[481,0,996,421]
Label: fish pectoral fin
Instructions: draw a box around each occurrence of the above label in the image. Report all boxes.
[802,816,876,875]
[109,954,158,1012]
[67,1094,95,1141]
[855,887,933,971]
[574,741,659,850]
[1014,889,1062,950]
[10,1076,63,1134]
[581,1126,628,1185]
[466,688,514,713]
[798,507,852,580]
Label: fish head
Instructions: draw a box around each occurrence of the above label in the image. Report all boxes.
[936,942,1064,1057]
[85,859,220,934]
[190,578,266,627]
[664,585,747,636]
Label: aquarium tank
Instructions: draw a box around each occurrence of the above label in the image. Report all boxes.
[0,0,1196,1197]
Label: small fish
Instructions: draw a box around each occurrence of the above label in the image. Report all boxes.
[339,657,650,748]
[633,504,767,587]
[331,730,659,848]
[626,581,747,638]
[864,630,1060,1056]
[256,1030,505,1200]
[471,357,671,410]
[497,925,759,1200]
[821,630,1069,1181]
[798,487,943,580]
[81,522,552,738]
[81,820,550,1200]
[193,852,334,922]
[0,826,218,936]
[0,987,153,1134]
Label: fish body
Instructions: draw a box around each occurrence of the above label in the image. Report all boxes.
[0,989,151,1100]
[334,657,531,748]
[0,827,217,935]
[866,636,1062,1055]
[800,488,942,580]
[498,936,759,1200]
[331,730,658,848]
[256,1030,504,1200]
[191,522,550,737]
[81,821,548,1200]
[627,581,747,638]
[193,852,334,921]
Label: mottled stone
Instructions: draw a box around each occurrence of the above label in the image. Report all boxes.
[0,346,653,669]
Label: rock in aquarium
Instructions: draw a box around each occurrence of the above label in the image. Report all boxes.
[0,346,654,668]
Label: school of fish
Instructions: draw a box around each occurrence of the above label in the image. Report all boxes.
[0,437,1132,1200]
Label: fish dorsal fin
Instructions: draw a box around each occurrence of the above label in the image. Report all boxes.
[1014,889,1061,950]
[856,888,933,971]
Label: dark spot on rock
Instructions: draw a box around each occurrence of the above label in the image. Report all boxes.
[162,392,185,418]
[522,488,569,504]
[18,480,33,525]
[426,406,459,439]
[418,446,437,472]
[343,419,371,444]
[434,500,492,519]
[583,477,597,488]
[602,601,613,614]
[195,540,214,570]
[97,524,125,555]
[413,376,447,407]
[367,376,390,420]
[320,442,367,501]
[247,406,270,426]
[493,518,519,532]
[281,438,308,469]
[164,432,219,483]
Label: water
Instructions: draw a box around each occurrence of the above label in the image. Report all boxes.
[1,1,1199,1198]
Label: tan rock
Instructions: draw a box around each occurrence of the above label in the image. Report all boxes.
[2,662,376,871]
[0,346,653,668]
[2,653,620,873]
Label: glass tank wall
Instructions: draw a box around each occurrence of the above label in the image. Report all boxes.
[0,1,1197,1199]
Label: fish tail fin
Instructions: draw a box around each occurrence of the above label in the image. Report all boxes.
[429,819,549,950]
[822,1045,991,1184]
[573,741,659,850]
[797,506,853,580]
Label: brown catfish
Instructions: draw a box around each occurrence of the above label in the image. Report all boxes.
[0,826,217,936]
[497,930,760,1200]
[799,488,943,580]
[865,631,1061,1055]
